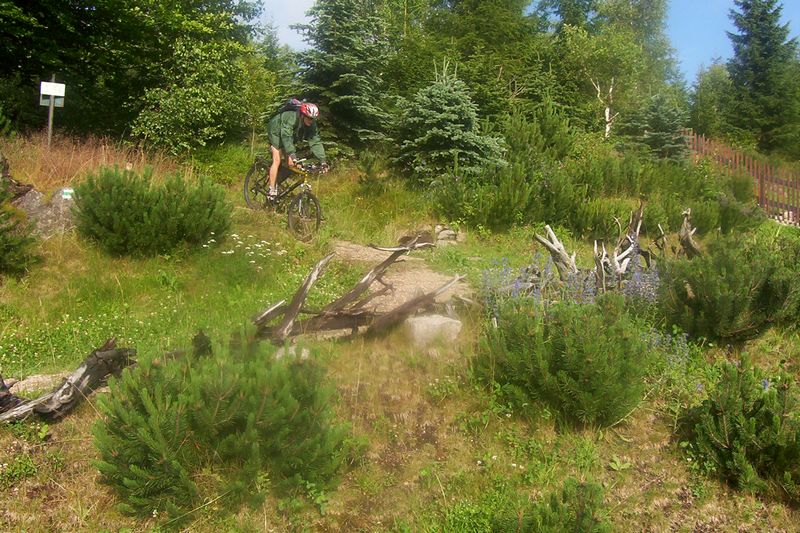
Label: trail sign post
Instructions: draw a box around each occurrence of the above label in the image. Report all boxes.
[40,77,65,148]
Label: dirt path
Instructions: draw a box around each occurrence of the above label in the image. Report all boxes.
[331,240,471,313]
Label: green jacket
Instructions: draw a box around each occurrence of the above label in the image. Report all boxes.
[267,110,326,162]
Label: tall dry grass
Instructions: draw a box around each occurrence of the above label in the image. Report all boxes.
[0,132,182,191]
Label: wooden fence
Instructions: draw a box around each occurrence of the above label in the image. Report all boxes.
[683,129,800,225]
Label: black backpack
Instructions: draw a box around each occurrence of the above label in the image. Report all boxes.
[273,97,303,118]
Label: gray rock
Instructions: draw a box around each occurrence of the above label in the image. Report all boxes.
[13,188,75,238]
[9,372,70,395]
[403,314,462,349]
[437,229,457,240]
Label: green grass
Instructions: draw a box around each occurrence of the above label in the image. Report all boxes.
[0,199,362,377]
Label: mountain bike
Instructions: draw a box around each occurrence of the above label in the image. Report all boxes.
[243,155,324,241]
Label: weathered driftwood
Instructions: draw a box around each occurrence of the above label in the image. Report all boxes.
[593,240,609,292]
[678,209,702,259]
[535,225,578,281]
[589,204,648,291]
[517,204,680,296]
[0,339,136,423]
[254,240,458,342]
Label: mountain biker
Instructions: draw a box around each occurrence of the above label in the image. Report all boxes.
[266,101,328,199]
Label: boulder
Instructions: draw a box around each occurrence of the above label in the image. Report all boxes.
[403,314,462,348]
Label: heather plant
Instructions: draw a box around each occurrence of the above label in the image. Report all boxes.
[94,336,360,521]
[73,166,231,256]
[679,356,800,503]
[659,235,799,344]
[0,182,36,276]
[476,294,651,427]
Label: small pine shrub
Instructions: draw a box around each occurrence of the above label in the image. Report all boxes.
[0,183,36,276]
[476,294,650,427]
[74,166,231,256]
[680,356,800,503]
[429,478,609,533]
[94,337,360,520]
[659,236,797,344]
[504,478,611,533]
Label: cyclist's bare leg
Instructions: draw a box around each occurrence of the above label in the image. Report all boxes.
[268,145,282,194]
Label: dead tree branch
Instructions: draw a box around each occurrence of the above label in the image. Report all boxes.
[535,225,578,281]
[678,209,702,259]
[0,339,136,423]
[253,241,462,342]
[270,252,335,342]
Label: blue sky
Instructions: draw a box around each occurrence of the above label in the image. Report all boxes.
[667,0,800,82]
[263,0,800,84]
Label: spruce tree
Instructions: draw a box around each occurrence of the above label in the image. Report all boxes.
[727,0,800,155]
[296,0,391,150]
[622,93,688,162]
[393,61,505,181]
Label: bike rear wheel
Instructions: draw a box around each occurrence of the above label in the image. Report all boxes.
[287,191,322,240]
[243,162,270,209]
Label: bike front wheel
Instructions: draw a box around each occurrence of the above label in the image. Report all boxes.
[243,161,270,209]
[287,191,322,240]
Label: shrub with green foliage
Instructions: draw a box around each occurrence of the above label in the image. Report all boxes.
[434,104,575,230]
[680,356,800,503]
[504,478,610,532]
[476,294,650,427]
[431,478,610,533]
[394,61,505,181]
[434,106,759,237]
[73,166,231,256]
[659,235,799,344]
[0,183,36,276]
[94,337,360,520]
[131,38,247,154]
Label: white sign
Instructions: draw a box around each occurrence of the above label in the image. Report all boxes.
[61,188,74,200]
[40,82,65,97]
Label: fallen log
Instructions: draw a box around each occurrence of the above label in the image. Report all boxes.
[0,339,136,423]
